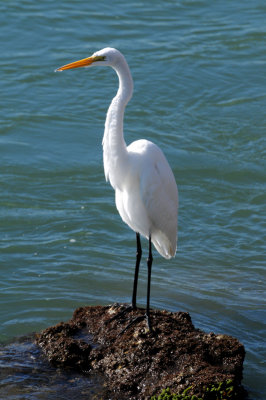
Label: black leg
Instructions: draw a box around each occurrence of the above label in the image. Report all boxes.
[132,232,142,310]
[146,234,153,330]
[107,233,154,335]
[106,232,141,324]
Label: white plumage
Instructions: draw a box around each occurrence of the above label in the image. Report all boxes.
[57,47,178,329]
[115,139,177,259]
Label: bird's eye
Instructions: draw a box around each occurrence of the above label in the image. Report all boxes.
[94,56,106,62]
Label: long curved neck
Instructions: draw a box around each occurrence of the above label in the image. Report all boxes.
[102,57,133,187]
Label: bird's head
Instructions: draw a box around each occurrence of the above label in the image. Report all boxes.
[56,47,123,71]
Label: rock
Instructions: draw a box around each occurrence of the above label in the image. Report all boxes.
[35,304,246,399]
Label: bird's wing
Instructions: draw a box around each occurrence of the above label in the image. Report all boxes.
[139,144,178,258]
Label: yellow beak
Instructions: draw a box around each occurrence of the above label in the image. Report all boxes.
[56,55,106,71]
[56,56,96,71]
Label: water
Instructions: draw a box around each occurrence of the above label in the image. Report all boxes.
[0,335,104,399]
[0,1,265,398]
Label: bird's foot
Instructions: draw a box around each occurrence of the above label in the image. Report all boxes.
[105,303,135,325]
[106,304,153,335]
[119,313,153,336]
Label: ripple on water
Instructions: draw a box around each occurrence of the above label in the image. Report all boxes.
[0,335,105,400]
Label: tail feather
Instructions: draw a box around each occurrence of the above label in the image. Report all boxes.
[151,230,176,259]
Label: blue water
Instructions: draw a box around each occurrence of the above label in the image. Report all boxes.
[1,1,265,398]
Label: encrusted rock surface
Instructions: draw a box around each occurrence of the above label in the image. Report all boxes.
[35,304,246,399]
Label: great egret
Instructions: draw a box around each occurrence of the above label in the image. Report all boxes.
[56,48,178,330]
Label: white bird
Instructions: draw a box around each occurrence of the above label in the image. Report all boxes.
[56,48,178,330]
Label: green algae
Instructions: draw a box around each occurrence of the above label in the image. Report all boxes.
[150,387,203,400]
[151,380,241,400]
